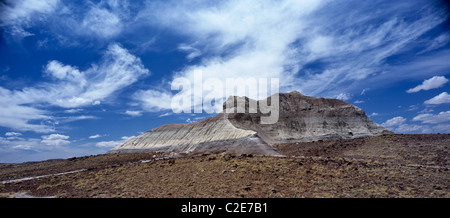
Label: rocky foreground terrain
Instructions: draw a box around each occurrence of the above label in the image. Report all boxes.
[0,134,448,198]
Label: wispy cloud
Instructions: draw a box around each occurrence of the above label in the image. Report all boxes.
[133,0,448,112]
[3,0,448,107]
[158,112,172,117]
[335,93,352,101]
[88,134,105,139]
[178,44,202,61]
[1,1,449,143]
[418,33,450,54]
[81,6,122,38]
[0,0,60,39]
[46,43,149,108]
[59,115,97,124]
[0,91,54,132]
[64,108,84,114]
[124,110,142,117]
[5,132,22,137]
[133,89,173,112]
[134,0,327,107]
[0,43,149,132]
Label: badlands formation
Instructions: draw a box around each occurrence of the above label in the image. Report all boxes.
[109,91,391,156]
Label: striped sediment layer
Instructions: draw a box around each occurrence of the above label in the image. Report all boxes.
[110,91,391,156]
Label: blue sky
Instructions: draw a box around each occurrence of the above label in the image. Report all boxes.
[0,0,449,163]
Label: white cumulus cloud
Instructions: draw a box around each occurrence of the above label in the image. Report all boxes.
[381,113,450,134]
[424,92,450,105]
[381,116,431,133]
[406,76,448,93]
[382,116,407,127]
[368,112,378,117]
[41,133,70,149]
[412,111,450,124]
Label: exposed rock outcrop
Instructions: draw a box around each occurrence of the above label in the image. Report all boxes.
[226,91,391,143]
[109,91,392,156]
[108,113,281,156]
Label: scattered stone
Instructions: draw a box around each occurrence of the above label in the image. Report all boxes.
[223,154,235,161]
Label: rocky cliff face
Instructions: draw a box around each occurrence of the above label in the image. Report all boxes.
[109,91,391,156]
[226,91,391,144]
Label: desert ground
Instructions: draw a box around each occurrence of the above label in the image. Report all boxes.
[0,134,448,198]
